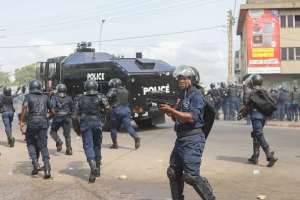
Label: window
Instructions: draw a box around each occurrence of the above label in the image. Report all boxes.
[281,48,287,60]
[288,15,294,27]
[295,15,300,27]
[296,48,300,60]
[288,48,295,60]
[280,15,287,28]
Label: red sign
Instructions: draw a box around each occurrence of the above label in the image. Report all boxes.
[246,9,281,74]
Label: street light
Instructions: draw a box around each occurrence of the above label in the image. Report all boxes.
[99,19,106,52]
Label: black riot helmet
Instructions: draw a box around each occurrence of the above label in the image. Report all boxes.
[108,78,122,88]
[210,83,215,89]
[250,74,263,87]
[56,84,67,97]
[84,80,98,95]
[29,80,42,94]
[173,65,200,85]
[220,82,226,88]
[3,86,12,96]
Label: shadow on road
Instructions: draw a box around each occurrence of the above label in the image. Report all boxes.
[102,143,133,150]
[59,161,90,182]
[216,155,250,164]
[0,140,8,147]
[13,161,33,176]
[15,138,26,144]
[296,156,300,158]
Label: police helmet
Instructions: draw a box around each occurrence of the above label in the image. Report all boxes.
[173,65,200,85]
[210,83,215,89]
[29,80,42,94]
[3,86,12,96]
[220,82,226,88]
[108,78,122,88]
[56,84,67,97]
[84,80,98,95]
[250,74,263,87]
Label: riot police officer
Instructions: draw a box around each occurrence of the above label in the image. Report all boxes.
[291,86,300,121]
[50,84,74,155]
[19,80,54,178]
[74,80,109,183]
[0,86,17,147]
[206,83,221,119]
[106,78,141,150]
[160,66,215,200]
[244,75,278,167]
[219,82,230,120]
[228,83,240,120]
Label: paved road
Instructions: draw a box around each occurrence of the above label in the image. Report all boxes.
[0,119,299,200]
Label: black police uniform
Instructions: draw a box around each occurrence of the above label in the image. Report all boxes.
[245,75,278,167]
[50,93,74,155]
[206,84,221,119]
[75,80,109,183]
[23,81,53,178]
[107,86,140,149]
[167,86,215,200]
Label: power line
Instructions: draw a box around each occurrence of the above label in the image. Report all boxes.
[7,0,217,37]
[0,25,225,49]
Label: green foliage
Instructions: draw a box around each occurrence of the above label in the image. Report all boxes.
[14,63,36,85]
[0,71,10,86]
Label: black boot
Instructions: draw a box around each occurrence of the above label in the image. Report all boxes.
[185,175,215,200]
[134,137,141,149]
[88,160,97,183]
[43,160,51,179]
[31,160,40,175]
[265,150,278,167]
[248,142,260,165]
[65,138,72,155]
[95,160,101,177]
[56,140,63,152]
[7,136,15,148]
[110,139,118,149]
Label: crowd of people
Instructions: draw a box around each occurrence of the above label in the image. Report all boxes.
[205,82,300,122]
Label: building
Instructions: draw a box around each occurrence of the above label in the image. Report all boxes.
[237,0,300,89]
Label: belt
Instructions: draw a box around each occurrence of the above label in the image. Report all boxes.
[176,128,204,138]
[80,114,99,120]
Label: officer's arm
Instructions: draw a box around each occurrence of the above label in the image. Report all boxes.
[47,97,56,118]
[19,101,28,128]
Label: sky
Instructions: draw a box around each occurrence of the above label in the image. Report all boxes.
[0,0,245,85]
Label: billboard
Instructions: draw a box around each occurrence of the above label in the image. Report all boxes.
[246,9,281,74]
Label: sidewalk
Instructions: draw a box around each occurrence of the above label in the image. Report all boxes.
[265,120,300,128]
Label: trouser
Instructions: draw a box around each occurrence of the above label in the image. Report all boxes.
[80,119,102,162]
[290,104,299,121]
[251,118,273,160]
[2,111,14,138]
[110,105,138,142]
[222,100,230,121]
[167,133,215,200]
[26,120,50,163]
[50,116,72,147]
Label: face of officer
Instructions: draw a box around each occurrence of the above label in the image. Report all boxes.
[178,76,192,90]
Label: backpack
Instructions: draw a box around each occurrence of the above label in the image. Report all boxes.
[202,101,216,138]
[249,89,276,116]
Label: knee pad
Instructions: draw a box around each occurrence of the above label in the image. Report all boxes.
[167,166,176,181]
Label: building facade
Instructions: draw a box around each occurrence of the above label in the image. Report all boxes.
[237,0,300,89]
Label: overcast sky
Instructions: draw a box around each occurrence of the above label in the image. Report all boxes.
[0,0,245,85]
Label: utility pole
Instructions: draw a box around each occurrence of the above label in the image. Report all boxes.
[227,10,234,84]
[99,19,106,52]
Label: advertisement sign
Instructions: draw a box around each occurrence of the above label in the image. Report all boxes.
[246,9,281,74]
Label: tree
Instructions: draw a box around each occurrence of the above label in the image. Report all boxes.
[14,63,36,85]
[0,71,11,86]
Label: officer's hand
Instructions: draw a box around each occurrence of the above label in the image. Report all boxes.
[159,104,173,113]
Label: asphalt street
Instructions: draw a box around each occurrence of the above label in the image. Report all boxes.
[0,119,299,200]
